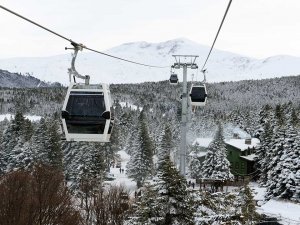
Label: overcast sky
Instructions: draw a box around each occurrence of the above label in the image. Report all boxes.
[0,0,299,59]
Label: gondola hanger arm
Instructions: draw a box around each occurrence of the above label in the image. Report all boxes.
[66,43,90,85]
[201,69,207,83]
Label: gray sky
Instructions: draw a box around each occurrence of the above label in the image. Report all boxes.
[0,0,300,59]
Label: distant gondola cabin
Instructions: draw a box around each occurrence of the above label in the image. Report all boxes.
[169,74,179,85]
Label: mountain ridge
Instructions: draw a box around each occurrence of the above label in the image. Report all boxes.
[0,69,62,88]
[0,38,299,84]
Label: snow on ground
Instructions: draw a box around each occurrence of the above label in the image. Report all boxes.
[250,182,300,225]
[106,150,137,194]
[258,200,300,225]
[119,102,142,111]
[250,182,266,203]
[0,114,41,121]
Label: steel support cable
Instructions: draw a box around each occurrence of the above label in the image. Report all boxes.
[0,4,168,68]
[84,46,168,68]
[201,0,233,71]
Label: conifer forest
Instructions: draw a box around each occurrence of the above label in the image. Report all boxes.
[0,73,299,225]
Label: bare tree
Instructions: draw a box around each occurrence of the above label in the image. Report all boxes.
[0,171,35,225]
[91,185,131,225]
[31,164,82,225]
[0,165,82,225]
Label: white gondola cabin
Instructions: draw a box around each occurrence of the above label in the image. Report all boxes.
[169,74,179,85]
[189,83,207,107]
[61,83,114,142]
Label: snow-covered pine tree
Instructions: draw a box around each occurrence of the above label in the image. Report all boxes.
[158,124,172,162]
[153,156,195,225]
[122,110,139,156]
[265,104,288,199]
[201,123,233,182]
[291,133,300,202]
[257,120,274,185]
[30,117,50,165]
[63,141,106,191]
[189,143,203,181]
[128,184,161,225]
[127,110,154,188]
[0,117,19,170]
[90,143,106,182]
[0,111,33,172]
[130,155,195,225]
[266,103,300,201]
[239,185,260,224]
[47,117,63,169]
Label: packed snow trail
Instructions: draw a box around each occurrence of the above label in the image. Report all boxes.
[251,182,300,225]
[107,150,137,193]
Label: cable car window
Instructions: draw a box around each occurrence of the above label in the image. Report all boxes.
[66,92,105,117]
[191,87,206,102]
[65,91,107,134]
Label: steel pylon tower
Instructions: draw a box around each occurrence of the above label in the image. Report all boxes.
[172,55,198,176]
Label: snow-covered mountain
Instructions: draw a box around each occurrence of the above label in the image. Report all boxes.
[0,69,61,87]
[0,38,299,84]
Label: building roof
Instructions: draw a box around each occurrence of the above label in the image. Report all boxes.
[240,154,258,161]
[225,138,260,151]
[192,138,213,148]
[189,151,207,158]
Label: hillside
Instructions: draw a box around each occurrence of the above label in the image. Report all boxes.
[0,69,62,88]
[0,73,299,224]
[0,38,300,85]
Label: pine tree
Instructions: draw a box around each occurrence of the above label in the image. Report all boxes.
[130,157,195,225]
[127,110,154,188]
[265,105,287,199]
[90,143,106,182]
[257,121,274,185]
[30,117,50,165]
[266,104,300,201]
[154,157,195,225]
[201,123,233,181]
[47,118,63,169]
[239,185,260,224]
[128,184,161,225]
[189,153,203,181]
[158,124,172,162]
[0,112,29,172]
[0,121,18,171]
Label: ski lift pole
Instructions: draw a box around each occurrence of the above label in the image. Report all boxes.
[180,64,188,176]
[172,55,198,176]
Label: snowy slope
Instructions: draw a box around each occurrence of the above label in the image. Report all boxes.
[0,69,61,87]
[0,38,300,84]
[0,114,41,121]
[251,183,300,225]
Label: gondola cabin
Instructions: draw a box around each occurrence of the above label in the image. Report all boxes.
[169,74,179,85]
[189,84,207,107]
[61,83,114,142]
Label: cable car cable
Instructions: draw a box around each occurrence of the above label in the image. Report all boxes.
[0,5,74,44]
[0,4,168,69]
[84,46,168,68]
[200,0,232,71]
